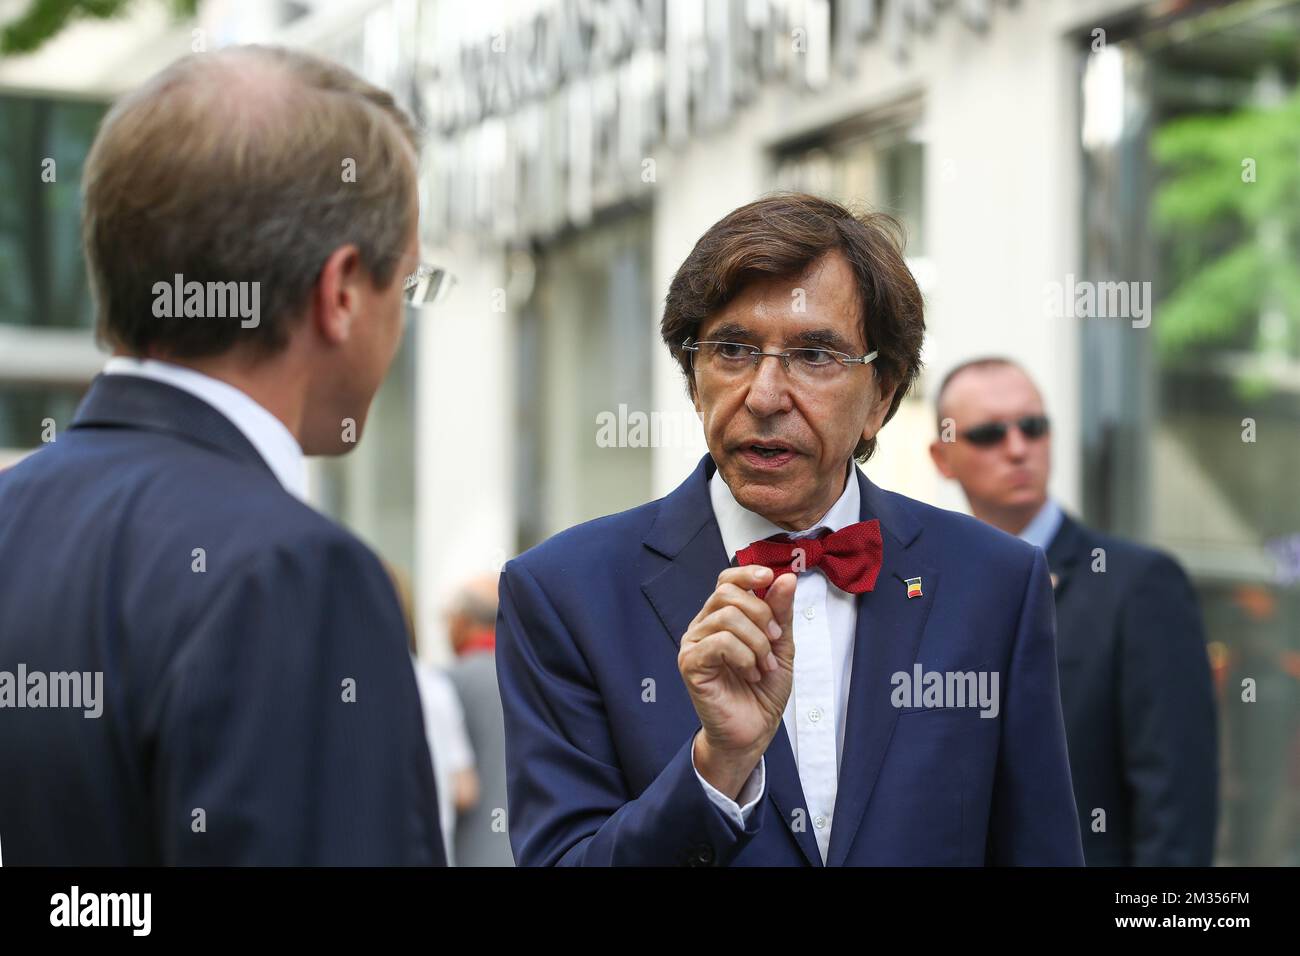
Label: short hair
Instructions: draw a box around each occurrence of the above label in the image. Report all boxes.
[933,356,1030,428]
[660,193,925,462]
[82,45,419,358]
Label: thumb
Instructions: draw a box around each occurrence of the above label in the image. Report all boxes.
[764,572,797,663]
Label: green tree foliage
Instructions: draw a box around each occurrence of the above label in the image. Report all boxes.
[1152,88,1300,397]
[1,0,198,57]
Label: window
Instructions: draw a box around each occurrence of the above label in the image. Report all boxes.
[514,208,655,550]
[0,94,105,330]
[0,382,86,451]
[0,93,107,462]
[771,100,927,257]
[1081,0,1300,865]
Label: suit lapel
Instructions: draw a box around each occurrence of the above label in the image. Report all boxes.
[640,455,823,866]
[825,467,937,867]
[1045,512,1083,600]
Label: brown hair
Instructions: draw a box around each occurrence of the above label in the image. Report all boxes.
[661,193,925,462]
[82,45,419,359]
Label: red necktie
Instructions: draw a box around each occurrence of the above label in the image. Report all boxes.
[736,520,884,598]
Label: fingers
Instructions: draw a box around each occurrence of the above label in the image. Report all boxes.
[763,572,798,663]
[698,604,777,674]
[688,631,763,684]
[707,581,781,636]
[681,565,792,680]
[689,565,780,634]
[715,564,774,594]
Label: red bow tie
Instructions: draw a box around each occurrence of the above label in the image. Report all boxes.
[736,520,884,598]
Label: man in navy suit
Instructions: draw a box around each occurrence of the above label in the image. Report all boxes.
[929,357,1218,865]
[497,194,1083,866]
[0,47,445,865]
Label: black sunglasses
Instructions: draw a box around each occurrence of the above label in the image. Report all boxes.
[960,415,1051,447]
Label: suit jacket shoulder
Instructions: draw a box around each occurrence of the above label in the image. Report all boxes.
[884,488,1043,576]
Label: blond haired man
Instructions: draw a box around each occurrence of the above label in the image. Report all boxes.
[0,46,446,865]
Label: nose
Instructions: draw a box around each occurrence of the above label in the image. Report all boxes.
[743,354,794,418]
[1004,425,1029,460]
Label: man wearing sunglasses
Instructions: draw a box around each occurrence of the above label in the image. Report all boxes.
[497,194,1083,866]
[929,358,1217,865]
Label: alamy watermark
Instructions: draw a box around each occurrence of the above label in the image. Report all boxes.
[0,664,103,718]
[595,404,699,448]
[152,274,260,328]
[1044,274,1151,328]
[891,664,1000,719]
[50,886,150,936]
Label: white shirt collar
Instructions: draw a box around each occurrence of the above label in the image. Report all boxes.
[709,460,861,562]
[102,356,307,499]
[1016,497,1064,551]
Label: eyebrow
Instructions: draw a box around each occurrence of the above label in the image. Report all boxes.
[701,323,861,353]
[702,322,755,342]
[788,328,859,353]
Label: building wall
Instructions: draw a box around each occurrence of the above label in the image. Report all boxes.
[414,244,514,661]
[0,0,1147,655]
[403,0,1147,648]
[646,0,1144,512]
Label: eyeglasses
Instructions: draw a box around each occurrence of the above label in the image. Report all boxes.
[960,415,1051,447]
[402,263,455,306]
[682,339,879,385]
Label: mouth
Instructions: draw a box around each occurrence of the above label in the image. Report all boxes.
[1007,469,1035,487]
[738,441,798,469]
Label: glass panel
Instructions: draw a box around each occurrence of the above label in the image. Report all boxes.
[0,382,87,450]
[1082,0,1300,865]
[0,95,106,330]
[770,106,926,255]
[515,208,655,550]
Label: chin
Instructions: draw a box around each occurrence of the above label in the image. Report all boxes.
[732,481,779,507]
[732,481,801,526]
[1003,488,1046,509]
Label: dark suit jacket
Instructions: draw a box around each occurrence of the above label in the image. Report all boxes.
[0,373,445,865]
[1047,512,1218,865]
[497,455,1083,866]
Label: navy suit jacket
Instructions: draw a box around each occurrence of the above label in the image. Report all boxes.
[0,374,445,866]
[1047,513,1218,865]
[497,455,1084,866]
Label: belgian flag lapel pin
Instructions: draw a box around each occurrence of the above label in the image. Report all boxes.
[905,576,923,599]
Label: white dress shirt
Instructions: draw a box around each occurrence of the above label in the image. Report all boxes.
[692,463,861,863]
[102,356,307,499]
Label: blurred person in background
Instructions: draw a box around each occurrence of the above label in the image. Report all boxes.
[446,572,515,866]
[388,565,479,865]
[929,357,1218,866]
[0,46,445,865]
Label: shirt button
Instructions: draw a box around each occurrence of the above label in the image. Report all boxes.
[814,815,827,829]
[808,707,823,723]
[802,606,816,620]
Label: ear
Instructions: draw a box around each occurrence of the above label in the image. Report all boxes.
[861,377,899,446]
[929,438,955,479]
[313,244,365,346]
